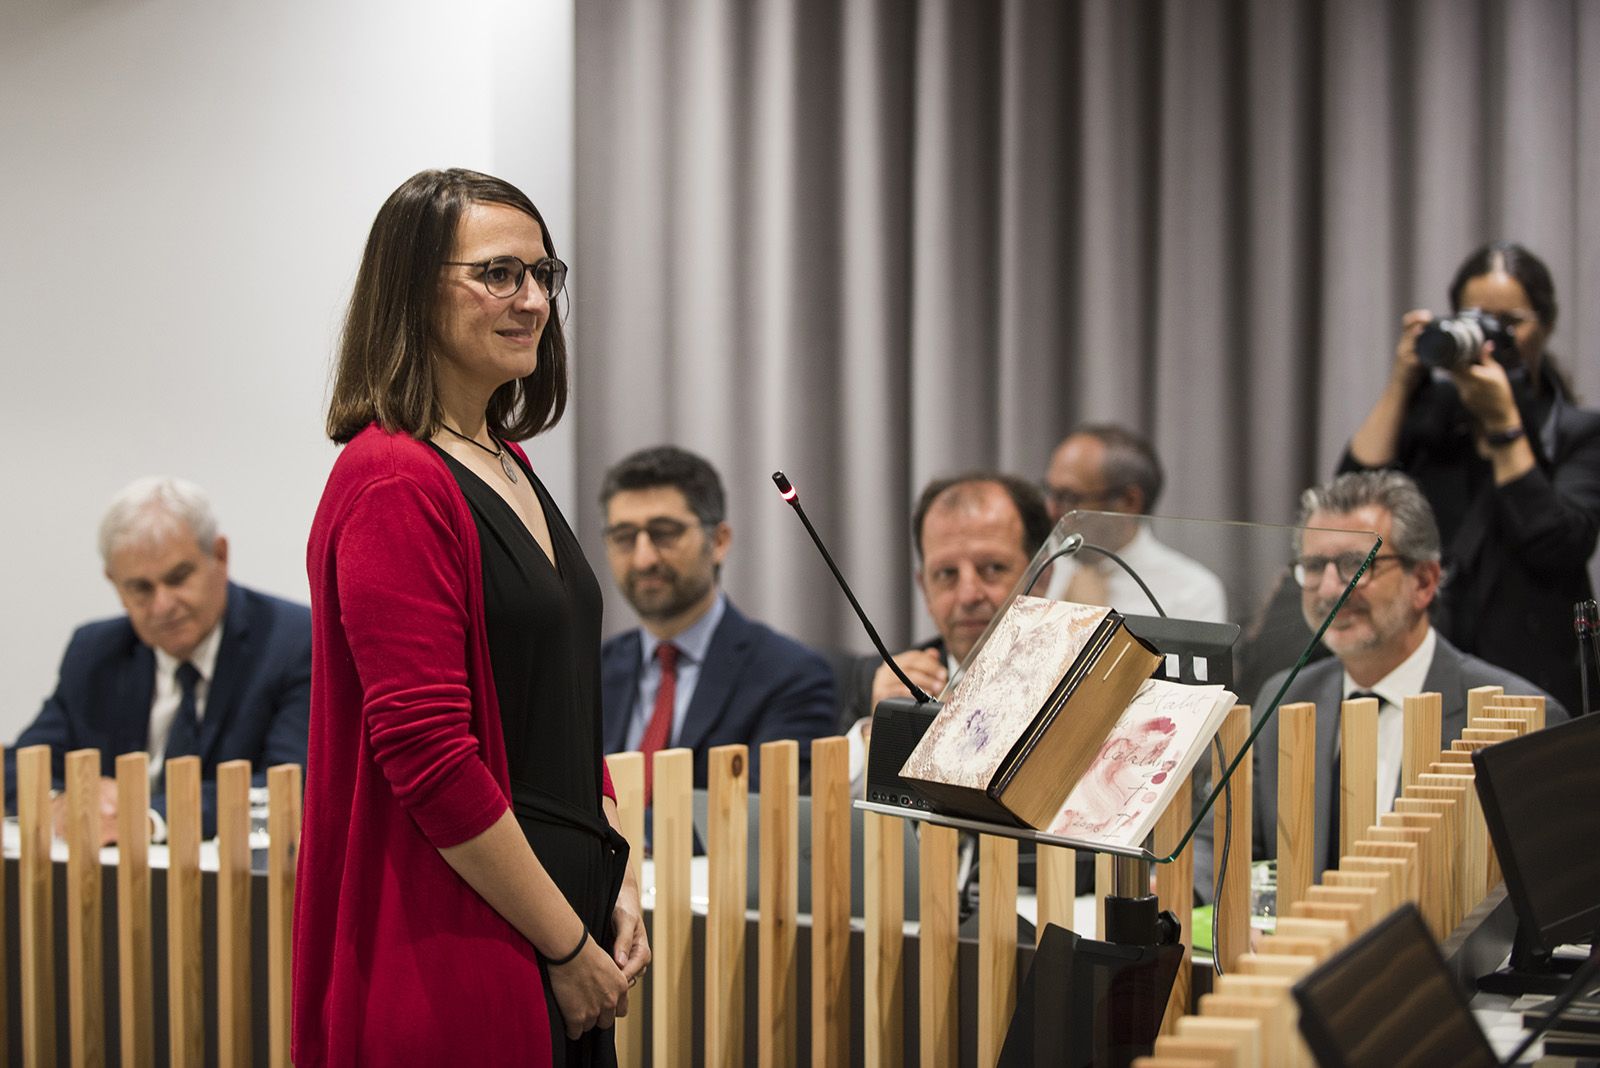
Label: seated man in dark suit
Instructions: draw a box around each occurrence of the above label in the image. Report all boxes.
[5,477,311,843]
[1194,470,1567,894]
[837,472,1053,789]
[599,447,836,790]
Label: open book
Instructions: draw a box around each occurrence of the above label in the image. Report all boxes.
[1046,677,1237,850]
[900,596,1161,828]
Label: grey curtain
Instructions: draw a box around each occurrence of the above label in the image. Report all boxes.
[572,0,1600,654]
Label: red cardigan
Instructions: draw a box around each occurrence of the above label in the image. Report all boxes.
[293,425,615,1067]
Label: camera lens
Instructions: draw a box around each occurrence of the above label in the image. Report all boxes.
[1414,314,1487,372]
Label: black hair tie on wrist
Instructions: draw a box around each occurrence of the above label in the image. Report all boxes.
[546,927,589,968]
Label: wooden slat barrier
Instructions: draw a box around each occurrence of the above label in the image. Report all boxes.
[1466,685,1504,722]
[1381,812,1451,935]
[1142,687,1546,1068]
[1275,702,1316,914]
[116,754,154,1068]
[1153,771,1195,1033]
[1400,693,1443,794]
[864,810,904,1067]
[1394,797,1462,928]
[605,751,645,1068]
[228,691,1527,1068]
[759,740,800,1068]
[810,737,850,1068]
[267,763,302,1068]
[977,835,1018,1068]
[1338,697,1378,861]
[217,760,252,1067]
[919,824,960,1067]
[1093,853,1113,940]
[651,747,693,1068]
[17,744,56,1066]
[703,746,746,1068]
[166,755,204,1068]
[65,748,105,1067]
[1211,704,1251,973]
[8,753,312,1066]
[8,697,1539,1068]
[1035,842,1075,935]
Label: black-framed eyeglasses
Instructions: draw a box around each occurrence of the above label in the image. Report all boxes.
[602,519,704,553]
[1292,552,1410,589]
[442,255,568,299]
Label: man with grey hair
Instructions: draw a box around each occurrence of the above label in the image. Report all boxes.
[1041,424,1228,622]
[4,477,311,844]
[1197,470,1566,891]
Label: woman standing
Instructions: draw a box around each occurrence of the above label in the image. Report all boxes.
[1343,241,1600,714]
[294,169,649,1066]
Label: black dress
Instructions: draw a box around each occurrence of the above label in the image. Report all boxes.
[435,445,627,1068]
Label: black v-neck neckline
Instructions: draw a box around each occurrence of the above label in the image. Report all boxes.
[430,443,562,581]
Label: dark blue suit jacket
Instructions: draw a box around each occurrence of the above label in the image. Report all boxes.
[5,582,312,838]
[601,600,837,790]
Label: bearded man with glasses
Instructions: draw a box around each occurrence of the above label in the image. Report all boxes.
[1199,470,1568,891]
[597,446,836,791]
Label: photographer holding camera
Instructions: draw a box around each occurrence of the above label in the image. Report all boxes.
[1342,241,1600,715]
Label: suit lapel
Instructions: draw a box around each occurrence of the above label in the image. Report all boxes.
[601,632,642,755]
[118,638,158,760]
[1420,635,1468,743]
[199,585,250,764]
[676,606,753,755]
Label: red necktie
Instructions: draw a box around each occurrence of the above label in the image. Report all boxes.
[640,642,679,803]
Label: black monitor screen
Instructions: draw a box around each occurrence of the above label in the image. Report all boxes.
[1473,713,1600,952]
[1293,904,1498,1068]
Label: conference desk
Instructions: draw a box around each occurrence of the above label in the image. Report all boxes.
[1,823,272,1066]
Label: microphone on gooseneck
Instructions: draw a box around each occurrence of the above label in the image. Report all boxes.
[771,471,936,705]
[1576,599,1600,716]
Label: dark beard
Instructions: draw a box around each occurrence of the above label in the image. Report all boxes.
[624,565,714,623]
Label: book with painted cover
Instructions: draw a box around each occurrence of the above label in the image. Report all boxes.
[1046,677,1237,850]
[900,596,1162,828]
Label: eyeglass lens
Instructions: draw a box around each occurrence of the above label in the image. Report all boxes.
[604,519,692,551]
[481,256,567,299]
[1293,552,1377,587]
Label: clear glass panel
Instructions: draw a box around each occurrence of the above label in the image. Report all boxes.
[861,510,1381,863]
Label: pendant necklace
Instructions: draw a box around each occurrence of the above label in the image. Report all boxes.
[441,424,519,484]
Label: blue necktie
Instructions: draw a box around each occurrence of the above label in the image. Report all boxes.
[165,661,202,768]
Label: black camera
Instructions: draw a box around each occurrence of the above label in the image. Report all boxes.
[1413,309,1519,372]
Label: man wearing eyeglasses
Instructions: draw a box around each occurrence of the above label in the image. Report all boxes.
[1221,470,1567,886]
[597,446,836,791]
[1040,424,1228,622]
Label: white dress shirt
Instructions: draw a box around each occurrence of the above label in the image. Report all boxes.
[149,620,224,783]
[1341,626,1437,816]
[1045,526,1229,623]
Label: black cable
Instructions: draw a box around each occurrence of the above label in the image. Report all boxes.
[1022,534,1169,617]
[1210,733,1232,976]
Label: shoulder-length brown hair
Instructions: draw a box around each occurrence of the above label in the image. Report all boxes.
[326,168,569,444]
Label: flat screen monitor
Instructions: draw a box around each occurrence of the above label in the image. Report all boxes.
[1473,712,1600,958]
[1293,903,1498,1068]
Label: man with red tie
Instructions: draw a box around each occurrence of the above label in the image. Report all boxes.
[597,447,836,792]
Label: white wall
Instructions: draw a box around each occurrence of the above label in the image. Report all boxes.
[0,0,576,741]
